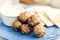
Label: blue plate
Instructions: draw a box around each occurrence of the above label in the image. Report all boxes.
[0,6,60,40]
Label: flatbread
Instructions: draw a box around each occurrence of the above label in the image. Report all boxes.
[37,11,54,26]
[33,6,54,26]
[43,8,60,27]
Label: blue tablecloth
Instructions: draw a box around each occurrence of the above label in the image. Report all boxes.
[0,6,60,40]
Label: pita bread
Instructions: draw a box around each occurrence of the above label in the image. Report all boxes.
[32,6,54,26]
[43,8,60,27]
[37,11,54,26]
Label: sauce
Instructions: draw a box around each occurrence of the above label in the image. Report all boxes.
[1,5,24,17]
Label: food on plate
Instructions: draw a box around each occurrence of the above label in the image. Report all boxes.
[13,19,22,31]
[33,24,46,38]
[38,11,54,26]
[42,8,60,27]
[21,24,31,34]
[28,13,41,27]
[19,11,32,23]
[12,8,47,38]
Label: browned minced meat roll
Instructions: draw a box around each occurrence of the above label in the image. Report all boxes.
[21,24,31,34]
[19,11,33,23]
[33,24,46,38]
[13,20,22,31]
[28,14,41,27]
